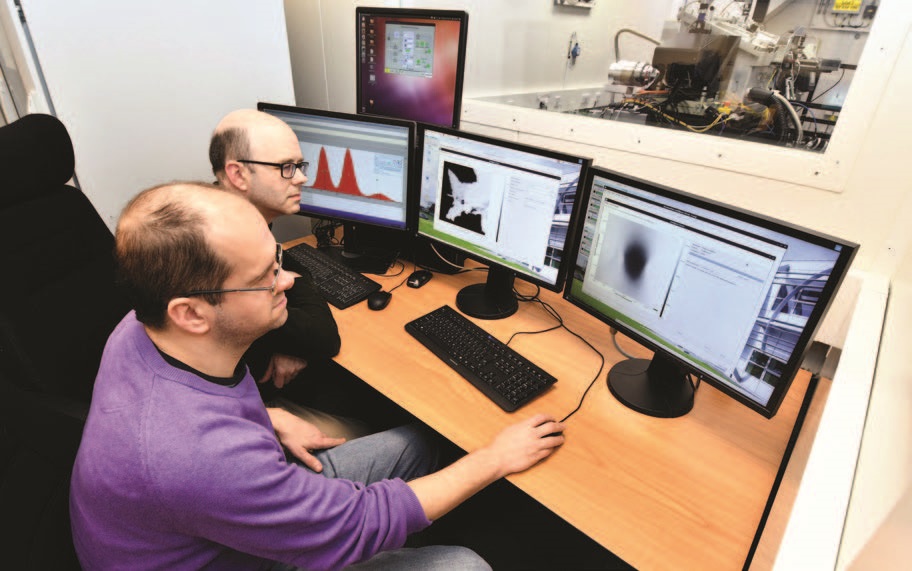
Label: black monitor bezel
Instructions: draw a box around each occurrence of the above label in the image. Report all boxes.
[355,7,469,129]
[563,166,858,418]
[416,122,592,295]
[257,101,418,234]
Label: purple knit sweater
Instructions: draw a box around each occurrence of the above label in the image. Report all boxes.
[70,312,429,570]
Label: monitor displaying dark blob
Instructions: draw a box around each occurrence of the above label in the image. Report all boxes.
[564,167,858,418]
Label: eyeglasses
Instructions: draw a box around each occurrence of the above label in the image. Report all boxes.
[182,244,283,297]
[237,159,309,179]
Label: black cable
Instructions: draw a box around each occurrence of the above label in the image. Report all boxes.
[513,283,541,302]
[312,220,341,248]
[810,68,846,103]
[515,294,605,423]
[385,259,414,293]
[382,259,407,280]
[505,324,563,346]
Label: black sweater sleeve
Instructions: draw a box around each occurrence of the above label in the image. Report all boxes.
[243,271,341,378]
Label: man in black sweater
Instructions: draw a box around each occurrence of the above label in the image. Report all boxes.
[209,109,412,448]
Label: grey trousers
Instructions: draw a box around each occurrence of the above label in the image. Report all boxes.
[274,424,491,571]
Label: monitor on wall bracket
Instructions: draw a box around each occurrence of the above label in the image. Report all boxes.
[356,7,468,129]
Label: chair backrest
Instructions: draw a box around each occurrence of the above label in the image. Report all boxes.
[0,114,131,403]
[0,377,85,570]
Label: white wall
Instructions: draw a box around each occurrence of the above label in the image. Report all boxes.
[285,0,912,282]
[20,0,296,229]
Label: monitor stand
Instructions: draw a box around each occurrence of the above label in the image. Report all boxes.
[320,221,400,274]
[319,245,395,275]
[607,353,694,418]
[456,266,517,320]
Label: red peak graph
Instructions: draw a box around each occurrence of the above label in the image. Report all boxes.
[309,147,396,202]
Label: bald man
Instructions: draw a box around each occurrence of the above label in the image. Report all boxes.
[69,182,565,570]
[210,109,307,224]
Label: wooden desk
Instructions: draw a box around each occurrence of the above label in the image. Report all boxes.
[286,239,812,571]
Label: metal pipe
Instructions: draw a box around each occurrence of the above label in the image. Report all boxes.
[614,28,661,62]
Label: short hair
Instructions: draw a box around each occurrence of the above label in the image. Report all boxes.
[115,182,232,329]
[208,127,250,177]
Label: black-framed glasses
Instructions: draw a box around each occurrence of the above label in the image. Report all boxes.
[182,244,283,297]
[237,159,309,179]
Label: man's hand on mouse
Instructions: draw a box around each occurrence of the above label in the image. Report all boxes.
[482,413,565,478]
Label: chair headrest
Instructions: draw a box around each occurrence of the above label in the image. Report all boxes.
[0,114,75,208]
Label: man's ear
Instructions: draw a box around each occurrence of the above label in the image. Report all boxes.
[223,161,250,193]
[166,297,213,336]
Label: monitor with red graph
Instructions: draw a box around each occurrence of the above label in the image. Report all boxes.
[258,103,415,232]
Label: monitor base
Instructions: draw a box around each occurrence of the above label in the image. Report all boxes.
[318,245,395,275]
[607,355,694,418]
[456,283,518,320]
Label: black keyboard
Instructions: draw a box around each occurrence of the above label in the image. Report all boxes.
[284,243,381,309]
[405,305,557,412]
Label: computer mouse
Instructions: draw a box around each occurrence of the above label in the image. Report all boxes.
[407,269,433,288]
[366,290,392,311]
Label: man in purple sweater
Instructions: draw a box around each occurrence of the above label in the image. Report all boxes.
[70,182,565,570]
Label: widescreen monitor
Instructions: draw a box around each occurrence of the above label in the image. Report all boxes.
[565,167,857,418]
[356,8,468,128]
[417,124,591,319]
[258,102,415,271]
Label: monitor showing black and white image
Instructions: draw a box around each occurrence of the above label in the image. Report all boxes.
[418,125,590,319]
[565,167,857,417]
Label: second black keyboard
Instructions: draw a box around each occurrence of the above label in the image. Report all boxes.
[405,305,557,412]
[284,243,381,309]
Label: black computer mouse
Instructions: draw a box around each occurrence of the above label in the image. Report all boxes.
[407,269,433,288]
[367,290,392,311]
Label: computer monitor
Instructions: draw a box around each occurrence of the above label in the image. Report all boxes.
[356,7,468,128]
[564,167,858,418]
[417,124,591,319]
[258,102,415,272]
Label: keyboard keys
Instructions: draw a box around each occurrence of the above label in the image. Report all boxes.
[284,243,381,309]
[405,305,557,412]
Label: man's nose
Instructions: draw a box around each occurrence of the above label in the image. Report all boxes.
[276,267,295,293]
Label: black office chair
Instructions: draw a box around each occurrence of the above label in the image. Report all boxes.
[0,380,84,570]
[0,113,129,570]
[0,113,130,403]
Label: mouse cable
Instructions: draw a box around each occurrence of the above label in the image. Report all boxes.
[521,296,605,423]
[380,259,407,279]
[386,259,416,293]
